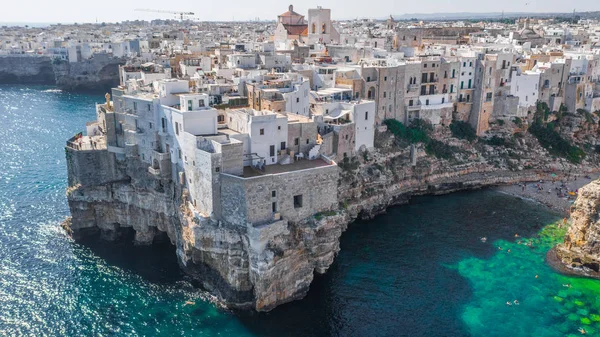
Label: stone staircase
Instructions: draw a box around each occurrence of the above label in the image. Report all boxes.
[308,144,321,160]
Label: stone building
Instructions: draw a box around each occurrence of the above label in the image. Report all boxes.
[307,7,340,45]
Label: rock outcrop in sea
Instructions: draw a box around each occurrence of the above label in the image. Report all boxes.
[554,180,600,277]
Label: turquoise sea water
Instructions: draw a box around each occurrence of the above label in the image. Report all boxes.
[1,84,599,336]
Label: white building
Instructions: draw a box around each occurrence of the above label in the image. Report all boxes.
[510,69,541,108]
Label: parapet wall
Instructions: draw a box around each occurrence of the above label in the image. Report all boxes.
[66,148,127,186]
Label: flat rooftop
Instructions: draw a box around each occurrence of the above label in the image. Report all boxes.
[243,158,332,178]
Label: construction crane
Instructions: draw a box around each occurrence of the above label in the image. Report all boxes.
[134,9,195,21]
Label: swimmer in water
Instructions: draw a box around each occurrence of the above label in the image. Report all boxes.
[535,275,539,279]
[506,301,512,306]
[578,327,587,334]
[184,301,195,306]
[514,300,519,305]
[481,237,487,243]
[563,284,572,288]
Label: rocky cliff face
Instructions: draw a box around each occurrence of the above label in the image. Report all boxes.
[0,55,124,91]
[554,180,600,277]
[65,126,576,311]
[0,56,55,84]
[53,55,125,91]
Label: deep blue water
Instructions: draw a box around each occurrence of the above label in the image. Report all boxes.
[0,85,581,336]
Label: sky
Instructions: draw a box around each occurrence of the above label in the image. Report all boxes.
[0,0,596,24]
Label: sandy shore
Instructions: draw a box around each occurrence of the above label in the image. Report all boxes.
[494,173,600,215]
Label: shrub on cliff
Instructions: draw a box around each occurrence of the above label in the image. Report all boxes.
[383,119,430,144]
[425,139,456,159]
[528,122,585,164]
[513,117,523,127]
[450,121,477,142]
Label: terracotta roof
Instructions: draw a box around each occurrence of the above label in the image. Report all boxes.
[284,24,308,36]
[279,10,302,17]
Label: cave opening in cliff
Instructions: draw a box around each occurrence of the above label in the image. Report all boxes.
[79,227,183,284]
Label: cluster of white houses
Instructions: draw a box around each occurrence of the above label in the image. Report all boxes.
[69,5,600,226]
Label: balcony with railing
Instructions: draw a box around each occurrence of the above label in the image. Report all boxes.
[153,150,170,162]
[406,102,422,111]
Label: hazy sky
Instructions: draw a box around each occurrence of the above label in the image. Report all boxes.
[0,0,596,23]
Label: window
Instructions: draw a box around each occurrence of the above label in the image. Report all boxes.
[188,100,192,111]
[133,102,137,111]
[409,99,413,106]
[175,122,179,135]
[469,62,473,67]
[450,84,454,93]
[147,104,151,111]
[486,93,493,102]
[306,139,309,144]
[442,97,445,104]
[383,92,386,98]
[260,128,265,135]
[178,149,182,159]
[365,111,369,120]
[149,122,153,129]
[426,99,429,106]
[424,64,427,68]
[463,62,466,67]
[281,141,286,150]
[294,138,299,146]
[293,195,303,208]
[296,97,300,103]
[270,145,275,157]
[218,115,225,123]
[452,69,456,78]
[199,99,205,107]
[278,126,281,130]
[161,118,166,132]
[272,202,277,212]
[215,167,220,172]
[384,76,387,81]
[272,191,276,198]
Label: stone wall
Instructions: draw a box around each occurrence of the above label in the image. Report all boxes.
[66,148,127,186]
[220,164,339,227]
